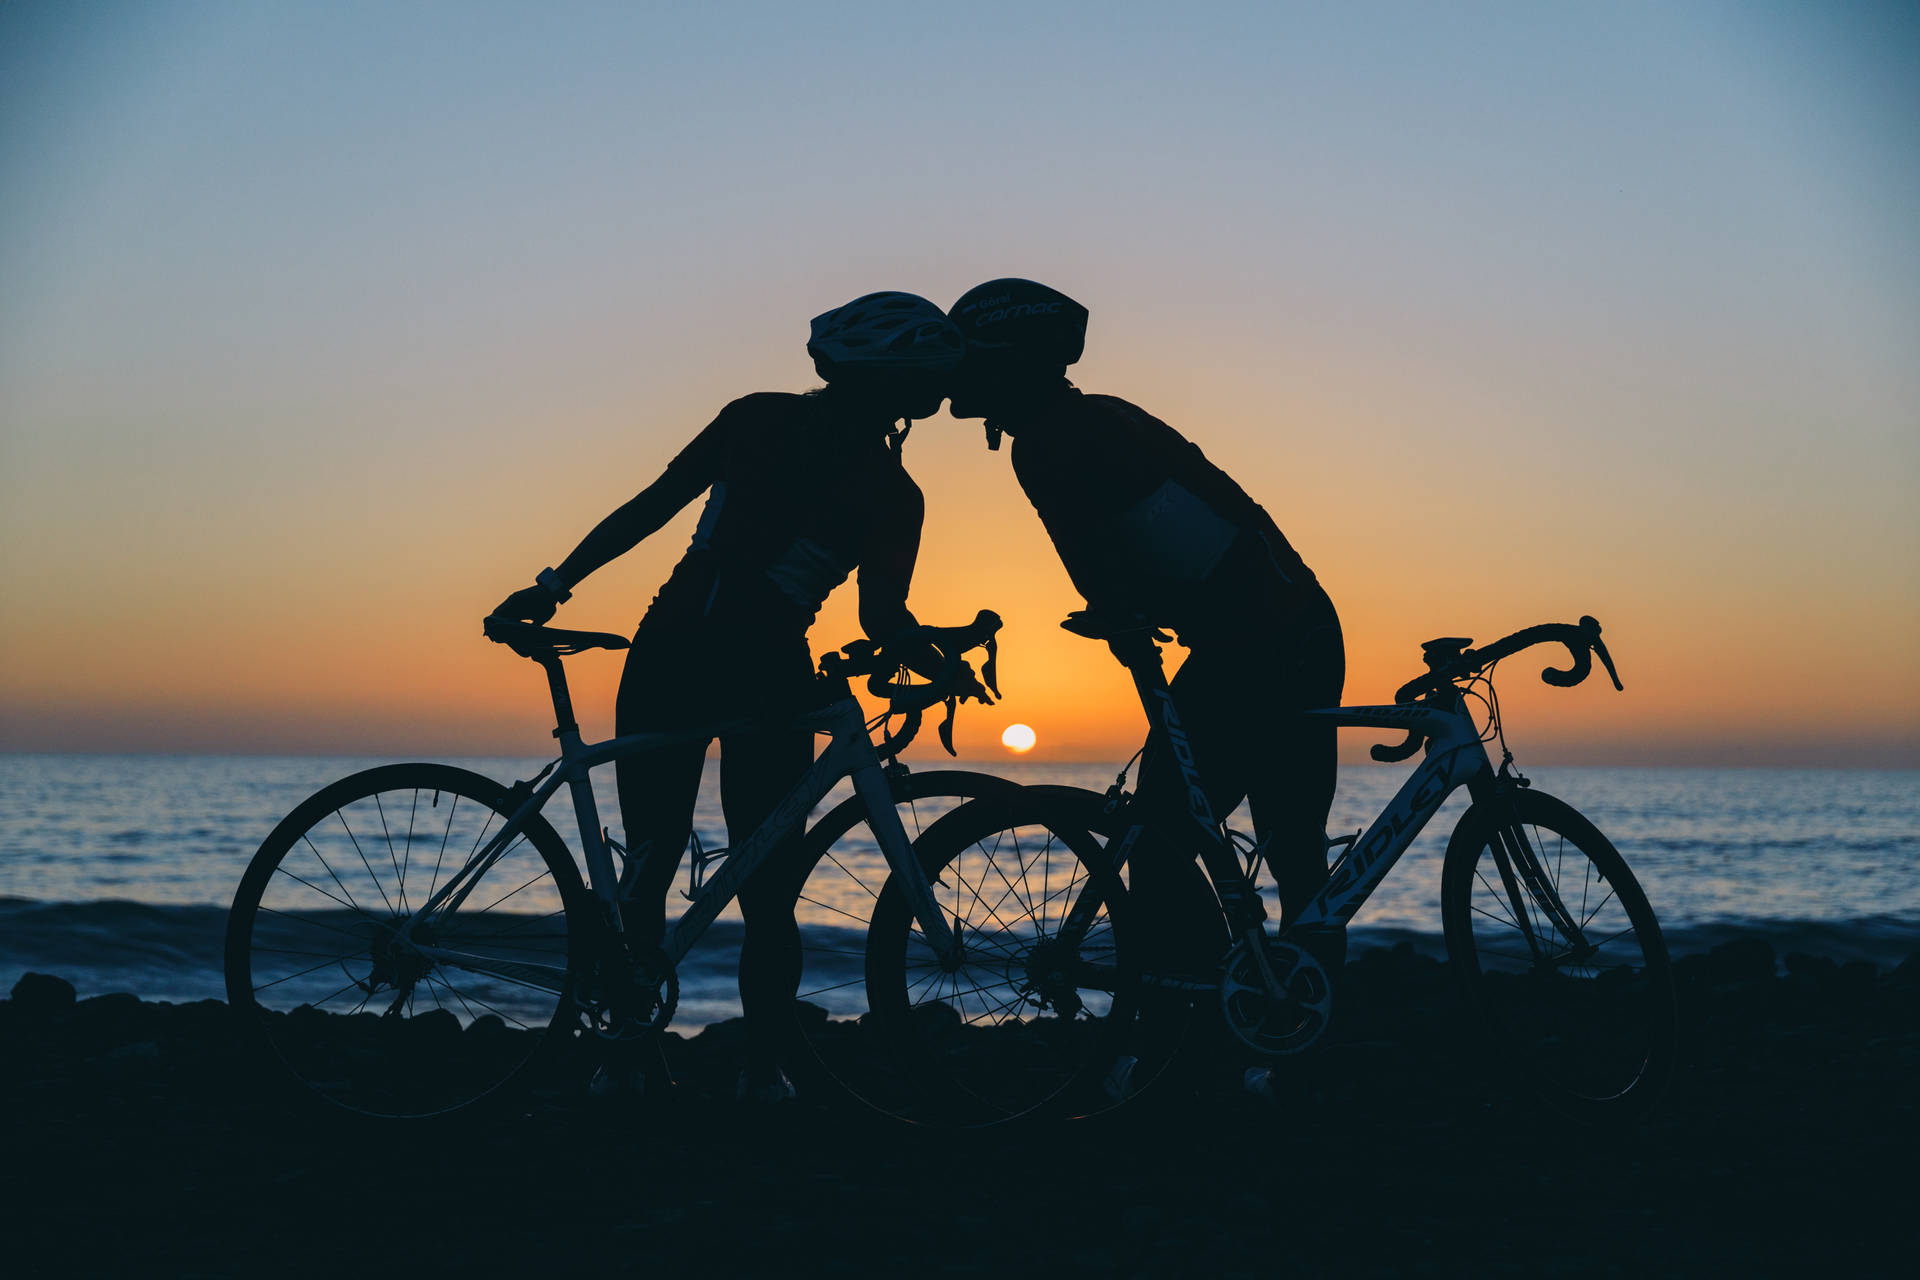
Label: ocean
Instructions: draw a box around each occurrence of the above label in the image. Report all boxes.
[2,754,1915,1029]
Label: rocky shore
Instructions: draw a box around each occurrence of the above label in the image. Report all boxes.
[5,942,1915,1277]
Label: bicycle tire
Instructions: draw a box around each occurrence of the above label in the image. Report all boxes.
[225,763,588,1119]
[1441,787,1677,1122]
[780,770,1018,1108]
[857,789,1140,1125]
[1022,785,1223,1109]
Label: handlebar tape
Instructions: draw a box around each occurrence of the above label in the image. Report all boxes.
[1370,730,1423,763]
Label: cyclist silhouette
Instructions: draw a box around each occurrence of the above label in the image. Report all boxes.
[490,292,965,1099]
[947,278,1346,939]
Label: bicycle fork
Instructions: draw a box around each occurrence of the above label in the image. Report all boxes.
[851,760,959,960]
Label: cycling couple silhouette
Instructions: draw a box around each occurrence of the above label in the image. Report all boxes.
[489,279,1344,1103]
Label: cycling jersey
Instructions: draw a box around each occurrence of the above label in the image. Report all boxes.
[1007,384,1342,925]
[1007,387,1323,644]
[635,392,923,640]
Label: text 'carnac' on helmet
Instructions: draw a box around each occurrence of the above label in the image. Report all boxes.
[950,278,1088,367]
[807,292,966,380]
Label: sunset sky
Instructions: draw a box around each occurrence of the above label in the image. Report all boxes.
[2,1,1915,766]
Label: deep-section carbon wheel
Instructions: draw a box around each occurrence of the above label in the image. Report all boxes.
[225,763,586,1118]
[1442,787,1677,1122]
[857,790,1135,1126]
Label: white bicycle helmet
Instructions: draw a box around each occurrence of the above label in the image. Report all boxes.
[807,292,966,380]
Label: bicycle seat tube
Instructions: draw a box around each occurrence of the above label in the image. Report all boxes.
[1112,640,1270,941]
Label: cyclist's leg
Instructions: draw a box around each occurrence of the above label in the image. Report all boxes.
[1243,602,1345,929]
[723,647,816,1085]
[1135,645,1248,967]
[612,627,711,952]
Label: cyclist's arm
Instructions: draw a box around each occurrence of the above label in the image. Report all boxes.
[857,474,944,680]
[547,411,728,591]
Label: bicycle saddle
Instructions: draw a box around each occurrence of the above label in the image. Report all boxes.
[1060,610,1172,643]
[482,616,631,658]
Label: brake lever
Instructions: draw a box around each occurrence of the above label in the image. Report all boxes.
[1593,637,1624,691]
[938,696,959,756]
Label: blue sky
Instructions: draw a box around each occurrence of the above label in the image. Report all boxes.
[2,1,1915,761]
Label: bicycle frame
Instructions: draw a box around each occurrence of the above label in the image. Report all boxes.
[1082,648,1606,984]
[397,687,958,992]
[1290,697,1489,928]
[1090,650,1498,947]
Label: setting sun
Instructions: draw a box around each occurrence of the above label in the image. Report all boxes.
[1001,723,1038,754]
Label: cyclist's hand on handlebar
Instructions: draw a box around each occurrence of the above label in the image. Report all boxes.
[491,585,557,627]
[951,659,994,706]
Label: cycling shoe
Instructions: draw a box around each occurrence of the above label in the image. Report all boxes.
[735,1067,796,1105]
[588,1064,649,1101]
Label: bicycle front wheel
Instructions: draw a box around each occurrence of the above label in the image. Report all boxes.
[859,791,1136,1126]
[225,763,587,1118]
[1441,787,1676,1122]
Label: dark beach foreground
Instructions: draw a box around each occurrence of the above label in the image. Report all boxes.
[5,942,1915,1278]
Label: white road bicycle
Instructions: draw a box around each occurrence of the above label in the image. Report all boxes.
[896,615,1680,1122]
[224,611,1136,1123]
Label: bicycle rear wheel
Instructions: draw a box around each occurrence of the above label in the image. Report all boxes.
[1441,787,1676,1122]
[858,790,1137,1125]
[225,763,587,1118]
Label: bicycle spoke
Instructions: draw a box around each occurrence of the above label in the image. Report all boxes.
[424,971,481,1023]
[472,861,551,916]
[1473,867,1521,930]
[1579,882,1621,932]
[253,952,368,994]
[374,793,408,916]
[256,903,374,942]
[252,945,370,962]
[298,833,369,917]
[798,893,871,927]
[336,811,397,916]
[949,857,1022,937]
[401,789,420,915]
[427,972,535,1030]
[302,974,375,1011]
[428,792,460,902]
[825,845,880,901]
[274,862,367,917]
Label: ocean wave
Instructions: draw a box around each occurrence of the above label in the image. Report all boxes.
[5,897,1915,1029]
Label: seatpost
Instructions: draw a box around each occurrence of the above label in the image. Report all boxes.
[538,655,578,739]
[1111,634,1170,712]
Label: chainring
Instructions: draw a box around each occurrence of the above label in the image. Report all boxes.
[575,946,679,1041]
[1219,936,1332,1056]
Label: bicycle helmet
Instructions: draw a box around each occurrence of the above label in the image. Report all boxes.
[807,292,966,380]
[950,278,1088,366]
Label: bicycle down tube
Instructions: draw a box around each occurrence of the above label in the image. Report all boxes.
[399,692,959,991]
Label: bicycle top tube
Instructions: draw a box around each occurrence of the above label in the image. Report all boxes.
[482,611,1003,761]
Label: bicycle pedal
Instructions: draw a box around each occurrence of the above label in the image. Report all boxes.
[1102,1054,1140,1103]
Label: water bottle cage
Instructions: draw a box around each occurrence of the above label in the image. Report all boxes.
[681,831,729,901]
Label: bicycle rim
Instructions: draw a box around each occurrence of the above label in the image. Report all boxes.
[860,792,1134,1126]
[1443,788,1676,1122]
[225,763,585,1118]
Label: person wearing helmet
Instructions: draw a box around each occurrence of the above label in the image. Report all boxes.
[489,291,965,1100]
[948,278,1345,939]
